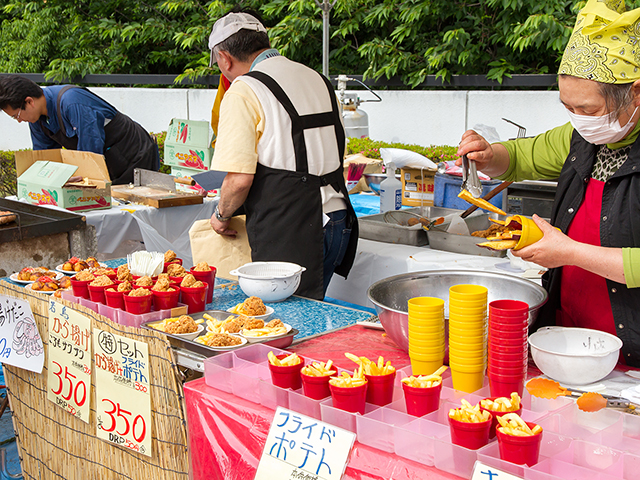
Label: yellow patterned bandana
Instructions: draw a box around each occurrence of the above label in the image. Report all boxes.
[559,0,640,83]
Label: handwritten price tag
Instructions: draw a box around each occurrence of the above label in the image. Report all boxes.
[471,461,524,480]
[255,407,355,480]
[47,300,92,422]
[0,295,44,373]
[93,328,152,457]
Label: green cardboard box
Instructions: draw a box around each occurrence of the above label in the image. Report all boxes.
[15,149,112,212]
[164,118,213,171]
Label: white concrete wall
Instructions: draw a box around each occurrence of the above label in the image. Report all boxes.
[0,87,568,151]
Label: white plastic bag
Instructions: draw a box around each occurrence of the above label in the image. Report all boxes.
[380,148,437,170]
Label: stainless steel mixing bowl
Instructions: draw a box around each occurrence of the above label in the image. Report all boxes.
[367,270,548,351]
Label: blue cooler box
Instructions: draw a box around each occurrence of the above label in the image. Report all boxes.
[433,173,504,211]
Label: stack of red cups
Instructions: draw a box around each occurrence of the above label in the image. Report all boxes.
[487,299,529,397]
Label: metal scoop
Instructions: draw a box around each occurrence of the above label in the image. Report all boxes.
[461,154,483,198]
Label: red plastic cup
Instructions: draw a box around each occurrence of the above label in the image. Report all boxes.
[480,397,524,438]
[402,381,442,417]
[268,354,305,390]
[489,320,528,332]
[489,373,525,398]
[104,289,125,310]
[497,422,542,466]
[163,258,183,273]
[488,339,528,353]
[487,363,527,377]
[448,415,493,450]
[329,381,368,414]
[365,371,396,406]
[488,355,528,369]
[489,350,527,363]
[152,288,180,311]
[488,330,528,343]
[123,292,153,314]
[489,299,529,316]
[190,266,216,304]
[181,284,208,314]
[88,283,112,304]
[70,276,91,299]
[301,371,333,400]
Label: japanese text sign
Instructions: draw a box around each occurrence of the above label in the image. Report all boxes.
[94,328,152,457]
[0,295,44,373]
[472,461,523,480]
[255,407,355,480]
[47,300,92,422]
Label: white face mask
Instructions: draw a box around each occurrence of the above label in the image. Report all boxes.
[567,106,639,144]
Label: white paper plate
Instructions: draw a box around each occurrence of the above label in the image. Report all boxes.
[196,333,247,351]
[240,323,292,343]
[10,271,64,284]
[226,305,274,321]
[56,262,107,275]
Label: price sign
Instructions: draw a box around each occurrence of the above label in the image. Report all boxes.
[93,328,152,457]
[471,461,524,480]
[47,300,92,422]
[255,407,355,480]
[0,295,44,373]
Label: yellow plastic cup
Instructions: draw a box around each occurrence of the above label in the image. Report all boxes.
[449,284,488,301]
[449,304,487,316]
[451,369,485,393]
[448,319,487,331]
[409,339,446,350]
[408,313,445,324]
[409,347,445,359]
[408,297,445,314]
[449,297,487,309]
[510,215,543,250]
[408,329,446,340]
[411,359,445,376]
[449,352,487,364]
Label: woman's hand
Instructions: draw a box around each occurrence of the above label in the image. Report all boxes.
[455,130,510,178]
[511,215,575,268]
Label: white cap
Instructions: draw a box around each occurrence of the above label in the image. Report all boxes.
[209,12,266,50]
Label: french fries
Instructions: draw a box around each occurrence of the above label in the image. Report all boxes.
[154,316,203,332]
[204,314,238,333]
[301,360,336,377]
[496,412,542,436]
[402,366,448,388]
[328,367,367,388]
[268,351,301,366]
[449,399,492,423]
[480,393,521,412]
[345,352,396,376]
[242,325,288,337]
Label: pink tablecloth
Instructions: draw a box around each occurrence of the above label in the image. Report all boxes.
[184,378,462,480]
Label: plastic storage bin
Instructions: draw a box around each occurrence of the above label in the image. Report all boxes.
[433,173,504,211]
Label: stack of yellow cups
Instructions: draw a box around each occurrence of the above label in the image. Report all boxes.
[448,284,488,393]
[408,297,445,375]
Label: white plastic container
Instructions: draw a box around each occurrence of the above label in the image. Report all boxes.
[380,162,402,212]
[229,261,306,302]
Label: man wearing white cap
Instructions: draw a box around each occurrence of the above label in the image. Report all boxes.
[207,11,358,301]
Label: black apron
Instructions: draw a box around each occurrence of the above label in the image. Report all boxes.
[242,70,358,300]
[39,86,159,185]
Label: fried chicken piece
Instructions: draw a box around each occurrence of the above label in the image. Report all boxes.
[17,268,35,281]
[90,275,113,287]
[31,281,44,291]
[117,264,133,282]
[193,261,211,272]
[266,318,284,329]
[205,333,242,347]
[59,276,71,289]
[240,296,267,316]
[91,267,115,277]
[192,280,205,288]
[164,250,177,263]
[75,271,95,282]
[180,274,197,287]
[243,318,265,330]
[222,317,245,334]
[44,281,59,291]
[152,277,172,292]
[117,281,133,293]
[167,264,187,277]
[74,261,89,272]
[0,211,16,225]
[128,288,151,297]
[157,273,171,283]
[86,257,99,267]
[165,315,198,334]
[471,223,510,238]
[135,275,153,287]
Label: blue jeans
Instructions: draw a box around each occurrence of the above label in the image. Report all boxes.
[323,209,352,296]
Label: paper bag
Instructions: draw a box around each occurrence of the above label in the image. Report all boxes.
[188,216,252,280]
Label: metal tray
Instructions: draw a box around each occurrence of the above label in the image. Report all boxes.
[141,309,298,358]
[358,206,462,246]
[426,212,507,258]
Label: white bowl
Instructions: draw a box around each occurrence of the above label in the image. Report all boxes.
[240,323,293,343]
[227,305,274,321]
[162,324,204,342]
[528,327,622,385]
[229,262,306,303]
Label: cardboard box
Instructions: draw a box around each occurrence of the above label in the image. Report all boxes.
[401,167,436,206]
[164,118,213,171]
[15,149,111,211]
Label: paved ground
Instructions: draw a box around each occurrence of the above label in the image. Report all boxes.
[0,366,22,478]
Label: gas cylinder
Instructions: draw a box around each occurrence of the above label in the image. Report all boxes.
[343,103,369,139]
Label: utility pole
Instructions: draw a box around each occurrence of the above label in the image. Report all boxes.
[314,0,336,77]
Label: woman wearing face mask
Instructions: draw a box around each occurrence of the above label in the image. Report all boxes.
[457,0,640,367]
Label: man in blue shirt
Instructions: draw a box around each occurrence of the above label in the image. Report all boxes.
[0,75,159,184]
